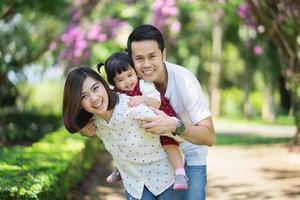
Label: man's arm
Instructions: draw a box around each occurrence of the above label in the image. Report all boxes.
[79,120,97,138]
[138,107,215,146]
[180,117,215,146]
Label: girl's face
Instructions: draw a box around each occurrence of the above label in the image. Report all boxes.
[113,67,138,91]
[81,77,109,116]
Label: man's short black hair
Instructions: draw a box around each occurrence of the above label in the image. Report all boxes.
[127,24,165,55]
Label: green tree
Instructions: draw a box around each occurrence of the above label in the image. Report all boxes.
[0,0,70,108]
[245,0,300,145]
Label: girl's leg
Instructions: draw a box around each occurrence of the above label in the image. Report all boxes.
[163,144,184,170]
[106,167,121,184]
[163,144,188,190]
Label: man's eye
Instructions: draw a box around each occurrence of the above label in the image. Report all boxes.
[81,95,87,99]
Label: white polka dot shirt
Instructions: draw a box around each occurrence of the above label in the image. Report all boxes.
[94,94,174,199]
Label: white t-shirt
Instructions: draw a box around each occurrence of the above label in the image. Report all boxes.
[165,61,211,165]
[94,94,174,199]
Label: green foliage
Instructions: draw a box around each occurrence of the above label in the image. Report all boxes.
[0,112,61,142]
[221,42,245,88]
[26,79,64,115]
[221,87,243,116]
[248,90,262,115]
[0,128,102,199]
[0,0,70,107]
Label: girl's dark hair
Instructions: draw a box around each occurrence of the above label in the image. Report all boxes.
[62,67,119,133]
[127,24,165,56]
[99,52,134,86]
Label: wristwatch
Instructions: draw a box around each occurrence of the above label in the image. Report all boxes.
[173,118,185,136]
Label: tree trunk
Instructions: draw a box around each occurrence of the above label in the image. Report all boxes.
[262,83,275,122]
[210,11,223,118]
[289,79,300,147]
[279,75,292,114]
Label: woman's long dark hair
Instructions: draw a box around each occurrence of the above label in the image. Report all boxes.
[62,67,119,133]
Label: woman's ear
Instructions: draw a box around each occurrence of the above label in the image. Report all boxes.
[162,48,167,62]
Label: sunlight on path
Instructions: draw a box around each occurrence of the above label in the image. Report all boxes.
[207,146,300,200]
[70,146,299,200]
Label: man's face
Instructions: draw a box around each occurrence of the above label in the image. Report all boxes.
[131,40,166,83]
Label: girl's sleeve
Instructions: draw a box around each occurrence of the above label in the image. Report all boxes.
[127,103,157,119]
[139,80,161,102]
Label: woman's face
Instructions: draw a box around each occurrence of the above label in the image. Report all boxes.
[81,77,109,116]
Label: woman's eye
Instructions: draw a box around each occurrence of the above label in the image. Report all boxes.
[128,74,132,77]
[93,86,99,91]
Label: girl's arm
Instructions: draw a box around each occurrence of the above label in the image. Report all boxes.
[128,95,160,109]
[129,79,161,108]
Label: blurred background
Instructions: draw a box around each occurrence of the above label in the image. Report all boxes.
[0,0,299,199]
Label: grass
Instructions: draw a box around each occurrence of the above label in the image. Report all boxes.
[217,115,294,126]
[216,134,291,145]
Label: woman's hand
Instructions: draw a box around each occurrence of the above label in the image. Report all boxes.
[79,120,97,137]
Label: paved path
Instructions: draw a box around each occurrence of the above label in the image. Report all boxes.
[207,146,300,200]
[67,122,300,200]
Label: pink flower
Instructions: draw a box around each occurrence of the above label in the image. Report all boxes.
[237,3,250,19]
[97,34,107,42]
[162,7,178,16]
[75,39,87,49]
[171,21,181,33]
[87,25,101,40]
[49,42,57,51]
[253,46,263,56]
[74,48,82,57]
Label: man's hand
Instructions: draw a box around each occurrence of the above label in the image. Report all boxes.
[128,96,146,107]
[136,107,178,135]
[79,120,97,137]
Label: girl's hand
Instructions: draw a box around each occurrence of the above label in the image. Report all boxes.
[79,120,97,137]
[128,96,146,107]
[136,107,178,135]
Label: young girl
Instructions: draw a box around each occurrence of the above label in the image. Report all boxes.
[99,52,188,190]
[63,67,185,199]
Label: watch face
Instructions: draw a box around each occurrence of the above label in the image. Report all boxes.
[176,120,185,135]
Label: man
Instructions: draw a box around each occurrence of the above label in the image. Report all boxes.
[127,24,215,200]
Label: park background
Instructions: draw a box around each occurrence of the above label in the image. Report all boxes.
[0,0,299,199]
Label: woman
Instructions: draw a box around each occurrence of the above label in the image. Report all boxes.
[62,67,185,200]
